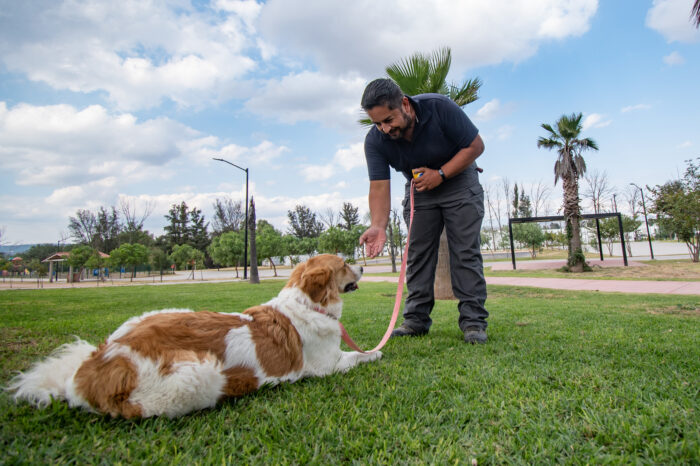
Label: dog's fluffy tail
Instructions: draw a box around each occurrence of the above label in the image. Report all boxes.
[6,339,96,408]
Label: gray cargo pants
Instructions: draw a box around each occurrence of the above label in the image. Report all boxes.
[401,172,488,333]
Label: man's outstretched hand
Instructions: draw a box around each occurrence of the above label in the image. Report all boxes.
[359,226,386,258]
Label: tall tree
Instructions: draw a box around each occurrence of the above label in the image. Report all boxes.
[583,169,612,214]
[256,220,284,276]
[530,180,551,217]
[94,206,121,252]
[188,206,210,252]
[537,113,599,272]
[649,158,699,262]
[378,46,482,299]
[109,243,149,281]
[318,208,340,229]
[287,205,324,238]
[208,231,245,277]
[248,197,260,284]
[162,201,209,253]
[163,202,190,250]
[120,199,153,244]
[68,209,98,246]
[211,197,244,234]
[339,202,360,230]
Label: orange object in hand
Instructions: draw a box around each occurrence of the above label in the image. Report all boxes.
[412,169,423,179]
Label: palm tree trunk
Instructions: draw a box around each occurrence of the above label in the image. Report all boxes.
[563,174,586,272]
[434,229,455,299]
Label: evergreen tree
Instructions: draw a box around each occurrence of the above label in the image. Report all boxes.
[339,202,360,230]
[287,205,324,238]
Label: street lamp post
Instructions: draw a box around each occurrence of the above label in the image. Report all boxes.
[213,158,249,279]
[630,183,654,260]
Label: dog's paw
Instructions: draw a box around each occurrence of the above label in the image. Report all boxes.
[366,351,382,362]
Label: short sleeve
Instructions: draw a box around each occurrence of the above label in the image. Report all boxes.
[364,130,391,180]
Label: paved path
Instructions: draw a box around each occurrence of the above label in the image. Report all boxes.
[359,275,700,295]
[2,259,698,295]
[360,261,700,295]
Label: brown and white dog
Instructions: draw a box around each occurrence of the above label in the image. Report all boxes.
[7,254,381,418]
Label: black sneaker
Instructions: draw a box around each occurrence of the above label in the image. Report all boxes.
[391,324,428,338]
[463,326,487,344]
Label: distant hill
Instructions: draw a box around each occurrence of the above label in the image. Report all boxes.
[0,244,35,256]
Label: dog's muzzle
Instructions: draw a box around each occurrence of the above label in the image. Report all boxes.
[344,282,359,292]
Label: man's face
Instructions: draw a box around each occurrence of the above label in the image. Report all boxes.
[366,97,414,140]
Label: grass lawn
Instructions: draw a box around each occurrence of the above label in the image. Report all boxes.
[1,282,699,464]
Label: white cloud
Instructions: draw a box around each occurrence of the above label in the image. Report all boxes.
[495,125,515,141]
[301,142,365,182]
[663,51,686,65]
[676,141,692,149]
[621,104,652,113]
[0,1,261,110]
[0,101,294,240]
[646,0,700,43]
[582,113,611,130]
[259,0,598,75]
[216,140,290,167]
[475,99,501,121]
[0,102,203,187]
[245,71,366,127]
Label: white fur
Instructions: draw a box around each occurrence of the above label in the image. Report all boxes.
[7,257,381,418]
[7,338,96,408]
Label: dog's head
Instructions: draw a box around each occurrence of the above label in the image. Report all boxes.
[285,254,363,307]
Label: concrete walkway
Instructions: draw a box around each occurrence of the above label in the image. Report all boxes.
[360,275,700,295]
[2,259,698,295]
[360,262,700,296]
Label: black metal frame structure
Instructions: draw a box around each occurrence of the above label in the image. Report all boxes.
[508,213,628,270]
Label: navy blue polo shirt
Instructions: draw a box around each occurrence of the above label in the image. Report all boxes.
[364,93,479,183]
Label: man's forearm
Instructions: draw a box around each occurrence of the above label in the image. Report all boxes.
[368,180,391,230]
[441,134,485,179]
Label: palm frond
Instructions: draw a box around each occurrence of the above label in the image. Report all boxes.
[448,77,482,107]
[540,123,557,137]
[358,117,373,128]
[386,54,431,95]
[426,47,451,93]
[536,137,561,149]
[693,0,700,27]
[580,137,599,151]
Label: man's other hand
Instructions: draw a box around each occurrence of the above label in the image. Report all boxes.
[359,226,387,258]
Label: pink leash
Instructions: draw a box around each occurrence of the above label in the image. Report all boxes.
[339,180,415,353]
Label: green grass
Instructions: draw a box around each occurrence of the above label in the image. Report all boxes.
[1,282,699,464]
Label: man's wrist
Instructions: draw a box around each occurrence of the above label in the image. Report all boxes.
[438,168,447,181]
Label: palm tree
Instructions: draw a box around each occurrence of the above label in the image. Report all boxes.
[537,113,599,272]
[693,0,700,27]
[368,47,481,298]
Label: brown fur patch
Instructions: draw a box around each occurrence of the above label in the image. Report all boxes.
[221,366,259,397]
[74,345,142,418]
[244,306,303,377]
[115,311,247,369]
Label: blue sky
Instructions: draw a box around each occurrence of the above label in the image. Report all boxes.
[0,0,698,244]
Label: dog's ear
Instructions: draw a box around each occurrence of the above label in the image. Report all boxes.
[300,265,334,304]
[285,262,306,289]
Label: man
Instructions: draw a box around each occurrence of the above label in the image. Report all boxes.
[358,78,488,344]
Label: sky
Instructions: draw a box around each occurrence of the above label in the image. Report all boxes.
[0,0,699,245]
